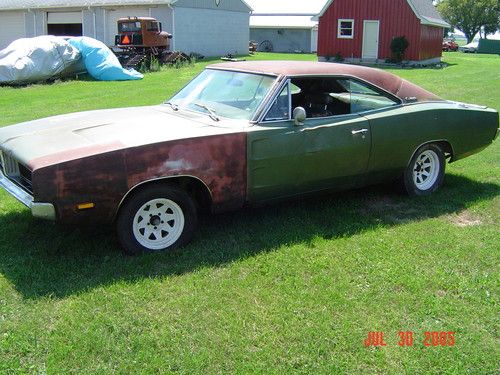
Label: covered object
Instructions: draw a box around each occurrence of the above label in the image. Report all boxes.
[0,35,142,84]
[0,35,83,84]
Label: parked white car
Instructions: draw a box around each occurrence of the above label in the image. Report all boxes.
[459,41,479,53]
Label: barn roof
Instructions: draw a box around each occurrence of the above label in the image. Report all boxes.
[316,0,450,28]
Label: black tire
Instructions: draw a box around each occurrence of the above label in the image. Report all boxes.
[116,185,197,256]
[403,144,446,197]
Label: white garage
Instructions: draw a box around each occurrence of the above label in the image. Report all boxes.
[0,11,25,50]
[0,0,252,56]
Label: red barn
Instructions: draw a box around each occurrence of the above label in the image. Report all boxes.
[316,0,450,63]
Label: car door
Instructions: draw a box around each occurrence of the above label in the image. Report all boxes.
[297,112,371,193]
[247,77,373,202]
[247,82,303,201]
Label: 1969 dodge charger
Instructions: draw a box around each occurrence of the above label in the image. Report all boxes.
[0,61,498,254]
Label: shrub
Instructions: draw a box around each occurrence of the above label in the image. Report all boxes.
[390,36,410,63]
[334,52,345,62]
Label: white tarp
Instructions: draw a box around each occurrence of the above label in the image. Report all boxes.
[0,35,84,84]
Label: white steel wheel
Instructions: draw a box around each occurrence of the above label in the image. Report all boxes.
[412,150,440,191]
[132,198,185,250]
[117,185,197,255]
[403,143,446,197]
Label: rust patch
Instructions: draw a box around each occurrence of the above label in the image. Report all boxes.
[126,133,247,213]
[33,149,128,225]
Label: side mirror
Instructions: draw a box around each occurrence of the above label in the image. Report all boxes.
[293,107,306,126]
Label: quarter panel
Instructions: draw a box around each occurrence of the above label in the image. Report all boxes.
[364,103,498,183]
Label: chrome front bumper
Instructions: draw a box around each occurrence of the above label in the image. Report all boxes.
[0,169,56,220]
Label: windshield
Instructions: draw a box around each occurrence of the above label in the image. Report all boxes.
[118,22,141,32]
[168,69,276,121]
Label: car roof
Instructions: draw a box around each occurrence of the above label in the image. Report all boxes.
[208,61,441,102]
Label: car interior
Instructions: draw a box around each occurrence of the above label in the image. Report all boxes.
[264,77,399,122]
[291,78,351,118]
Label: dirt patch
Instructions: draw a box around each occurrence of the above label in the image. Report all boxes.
[361,195,422,223]
[449,210,482,227]
[435,290,447,298]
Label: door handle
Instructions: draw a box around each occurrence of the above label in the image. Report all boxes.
[351,129,369,135]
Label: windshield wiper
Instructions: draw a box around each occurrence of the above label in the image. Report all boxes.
[164,101,179,111]
[194,103,220,122]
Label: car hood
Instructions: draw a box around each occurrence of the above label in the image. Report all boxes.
[0,105,244,170]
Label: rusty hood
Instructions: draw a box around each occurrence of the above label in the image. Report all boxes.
[0,105,244,170]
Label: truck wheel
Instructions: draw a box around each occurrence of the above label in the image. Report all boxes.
[403,144,446,196]
[117,185,197,255]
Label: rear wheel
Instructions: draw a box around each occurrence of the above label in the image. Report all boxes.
[117,185,197,255]
[403,144,446,196]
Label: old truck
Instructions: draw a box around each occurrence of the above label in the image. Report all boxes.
[114,16,189,68]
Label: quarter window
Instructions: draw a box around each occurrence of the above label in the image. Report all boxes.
[336,79,400,113]
[264,84,290,121]
[338,19,354,39]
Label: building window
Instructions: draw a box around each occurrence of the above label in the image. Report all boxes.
[337,19,354,39]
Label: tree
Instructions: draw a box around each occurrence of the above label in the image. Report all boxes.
[437,0,500,43]
[483,16,500,38]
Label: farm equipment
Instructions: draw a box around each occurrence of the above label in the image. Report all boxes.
[113,17,190,69]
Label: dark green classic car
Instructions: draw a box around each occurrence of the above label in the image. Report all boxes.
[0,61,498,254]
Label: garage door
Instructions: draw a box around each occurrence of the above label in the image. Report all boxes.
[47,12,82,24]
[47,12,83,37]
[0,11,25,50]
[106,7,150,46]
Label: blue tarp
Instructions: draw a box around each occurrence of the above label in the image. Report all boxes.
[69,37,143,81]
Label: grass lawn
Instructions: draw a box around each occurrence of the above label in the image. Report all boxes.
[0,52,498,374]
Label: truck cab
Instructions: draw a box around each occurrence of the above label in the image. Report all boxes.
[115,17,172,51]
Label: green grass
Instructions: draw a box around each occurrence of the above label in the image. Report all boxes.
[0,52,499,374]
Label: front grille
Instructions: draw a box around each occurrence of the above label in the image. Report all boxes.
[0,150,19,176]
[0,150,33,194]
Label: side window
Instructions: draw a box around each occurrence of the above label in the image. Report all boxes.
[289,77,399,119]
[147,22,159,32]
[336,79,400,113]
[264,84,290,121]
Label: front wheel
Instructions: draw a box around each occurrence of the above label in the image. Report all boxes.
[116,185,197,255]
[403,144,446,196]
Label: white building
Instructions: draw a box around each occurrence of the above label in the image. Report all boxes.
[0,0,252,57]
[247,0,328,53]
